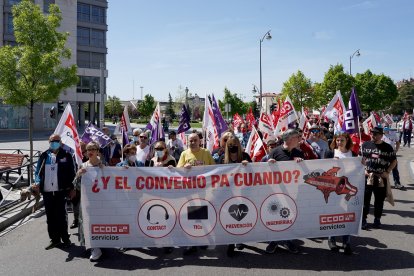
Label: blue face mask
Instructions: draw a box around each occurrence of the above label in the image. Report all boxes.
[49,141,60,151]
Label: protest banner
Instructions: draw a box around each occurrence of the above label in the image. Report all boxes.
[81,158,364,248]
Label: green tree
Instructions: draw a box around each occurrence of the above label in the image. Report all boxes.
[166,92,176,120]
[318,64,354,104]
[137,94,156,119]
[104,95,123,119]
[281,70,313,110]
[355,70,398,112]
[0,0,78,172]
[218,87,249,118]
[389,82,413,115]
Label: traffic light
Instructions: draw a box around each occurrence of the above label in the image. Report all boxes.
[57,101,64,113]
[49,106,56,118]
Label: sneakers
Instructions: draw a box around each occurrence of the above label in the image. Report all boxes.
[328,239,339,252]
[373,218,382,229]
[343,244,353,255]
[395,184,407,190]
[361,219,368,230]
[70,220,79,229]
[45,240,61,250]
[90,248,102,261]
[265,241,278,254]
[280,241,299,254]
[235,243,245,250]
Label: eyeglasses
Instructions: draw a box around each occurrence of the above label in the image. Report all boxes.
[310,129,320,133]
[139,136,148,139]
[154,147,165,150]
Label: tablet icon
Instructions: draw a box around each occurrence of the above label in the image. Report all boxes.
[187,206,208,220]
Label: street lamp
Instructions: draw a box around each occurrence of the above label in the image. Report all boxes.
[259,30,272,112]
[349,49,360,76]
[185,86,189,108]
[92,83,98,125]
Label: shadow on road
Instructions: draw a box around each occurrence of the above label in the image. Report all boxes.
[58,238,414,272]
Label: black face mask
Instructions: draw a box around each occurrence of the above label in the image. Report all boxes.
[229,146,238,153]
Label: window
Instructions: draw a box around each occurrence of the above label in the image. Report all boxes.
[91,29,104,47]
[77,76,91,93]
[7,0,21,5]
[43,0,55,13]
[77,51,90,68]
[91,53,105,69]
[77,27,90,46]
[91,6,105,24]
[6,14,14,34]
[77,3,90,22]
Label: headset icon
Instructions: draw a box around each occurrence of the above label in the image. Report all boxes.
[146,204,169,224]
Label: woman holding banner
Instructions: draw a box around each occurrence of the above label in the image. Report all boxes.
[219,135,252,257]
[148,141,176,167]
[325,131,355,255]
[71,141,105,261]
[116,144,144,167]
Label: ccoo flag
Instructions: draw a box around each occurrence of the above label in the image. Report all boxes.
[177,104,191,134]
[342,87,362,134]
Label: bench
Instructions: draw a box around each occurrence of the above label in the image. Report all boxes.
[0,153,26,184]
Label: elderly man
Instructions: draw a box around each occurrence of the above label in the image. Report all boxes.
[166,130,184,162]
[306,124,329,159]
[361,127,397,229]
[266,129,304,254]
[33,134,76,250]
[177,133,215,255]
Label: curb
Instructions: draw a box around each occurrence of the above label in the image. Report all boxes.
[0,198,44,232]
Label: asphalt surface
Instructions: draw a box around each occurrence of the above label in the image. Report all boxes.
[0,132,413,276]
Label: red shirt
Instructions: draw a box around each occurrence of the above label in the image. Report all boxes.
[351,132,371,155]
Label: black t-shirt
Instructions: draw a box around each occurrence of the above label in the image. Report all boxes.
[361,141,396,174]
[218,152,252,164]
[269,145,305,161]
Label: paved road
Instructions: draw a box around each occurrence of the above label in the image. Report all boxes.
[0,136,413,275]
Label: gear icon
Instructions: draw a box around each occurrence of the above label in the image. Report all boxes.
[280,207,290,218]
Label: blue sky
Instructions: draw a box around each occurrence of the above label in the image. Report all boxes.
[107,0,414,102]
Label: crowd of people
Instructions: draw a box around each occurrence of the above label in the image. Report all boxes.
[31,115,410,261]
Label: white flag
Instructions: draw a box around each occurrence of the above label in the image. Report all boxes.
[274,96,299,137]
[114,106,132,135]
[257,111,276,143]
[322,91,346,133]
[54,104,83,166]
[244,126,264,159]
[202,94,219,152]
[362,114,377,134]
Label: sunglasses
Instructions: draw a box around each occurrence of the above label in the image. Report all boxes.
[139,136,148,139]
[310,129,320,133]
[154,147,165,150]
[50,140,61,143]
[87,148,98,152]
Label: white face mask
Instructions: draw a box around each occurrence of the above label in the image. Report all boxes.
[128,155,136,163]
[155,150,164,158]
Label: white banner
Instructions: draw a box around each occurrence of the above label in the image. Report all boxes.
[81,158,365,249]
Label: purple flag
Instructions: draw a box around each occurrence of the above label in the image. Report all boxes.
[81,122,111,148]
[177,104,191,134]
[342,87,362,134]
[211,94,228,136]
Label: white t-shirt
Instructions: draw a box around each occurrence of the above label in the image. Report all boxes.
[334,149,353,159]
[136,145,150,163]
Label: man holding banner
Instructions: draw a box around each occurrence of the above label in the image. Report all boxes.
[266,129,304,254]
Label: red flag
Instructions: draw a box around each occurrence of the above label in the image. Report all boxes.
[245,107,256,131]
[271,98,281,129]
[233,113,244,130]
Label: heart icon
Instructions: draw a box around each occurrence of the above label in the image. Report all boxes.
[228,204,249,221]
